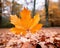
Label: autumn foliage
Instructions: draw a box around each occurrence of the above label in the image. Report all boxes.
[10,8,42,35]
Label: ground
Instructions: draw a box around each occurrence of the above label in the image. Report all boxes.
[0,27,60,48]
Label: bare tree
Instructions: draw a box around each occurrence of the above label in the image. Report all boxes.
[32,0,36,17]
[45,0,49,27]
[0,0,2,24]
[12,0,15,15]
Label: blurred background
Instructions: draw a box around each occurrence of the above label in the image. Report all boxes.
[0,0,60,28]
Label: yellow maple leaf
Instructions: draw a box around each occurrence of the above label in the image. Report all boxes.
[10,8,43,35]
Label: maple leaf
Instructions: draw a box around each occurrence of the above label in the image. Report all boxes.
[10,8,43,35]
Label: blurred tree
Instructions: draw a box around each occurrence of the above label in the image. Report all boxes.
[45,0,49,27]
[0,0,14,28]
[48,1,60,26]
[0,0,2,26]
[5,0,12,6]
[49,1,58,10]
[12,0,22,17]
[32,0,36,17]
[25,0,36,17]
[12,0,15,15]
[58,0,60,9]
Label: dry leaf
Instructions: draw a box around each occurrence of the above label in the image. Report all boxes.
[10,8,43,35]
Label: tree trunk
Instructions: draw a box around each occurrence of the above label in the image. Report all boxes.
[45,0,49,27]
[0,0,2,25]
[32,0,36,17]
[12,0,15,15]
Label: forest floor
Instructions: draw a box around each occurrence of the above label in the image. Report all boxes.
[0,27,60,33]
[0,27,60,48]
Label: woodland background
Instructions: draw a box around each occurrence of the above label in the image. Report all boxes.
[0,0,60,28]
